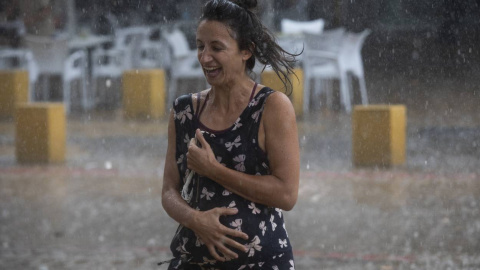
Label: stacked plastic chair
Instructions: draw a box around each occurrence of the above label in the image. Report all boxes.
[24,35,89,113]
[303,29,370,112]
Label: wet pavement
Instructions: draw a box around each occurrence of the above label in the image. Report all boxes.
[1,68,480,269]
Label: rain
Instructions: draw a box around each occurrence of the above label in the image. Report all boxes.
[0,0,479,269]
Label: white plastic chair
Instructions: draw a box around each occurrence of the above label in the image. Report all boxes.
[303,29,370,113]
[162,28,206,107]
[303,28,346,112]
[340,30,371,108]
[24,35,90,113]
[0,49,39,101]
[89,27,149,108]
[63,50,89,112]
[24,34,69,101]
[281,18,325,35]
[91,47,125,107]
[112,26,150,70]
[137,29,171,69]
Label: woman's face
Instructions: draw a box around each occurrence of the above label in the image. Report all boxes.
[196,20,252,87]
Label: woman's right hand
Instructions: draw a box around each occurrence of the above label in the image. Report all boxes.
[190,207,249,262]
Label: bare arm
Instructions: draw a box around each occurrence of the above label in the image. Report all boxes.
[187,92,300,210]
[161,110,248,261]
[161,110,198,228]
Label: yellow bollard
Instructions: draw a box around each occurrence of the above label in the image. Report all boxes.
[15,103,66,163]
[352,105,406,167]
[0,70,29,119]
[261,68,304,116]
[122,69,166,119]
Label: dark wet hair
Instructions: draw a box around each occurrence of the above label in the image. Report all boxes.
[199,0,299,94]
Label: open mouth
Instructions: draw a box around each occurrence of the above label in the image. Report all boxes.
[204,67,221,75]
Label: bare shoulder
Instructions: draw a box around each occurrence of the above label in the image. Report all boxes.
[263,90,295,118]
[191,88,211,113]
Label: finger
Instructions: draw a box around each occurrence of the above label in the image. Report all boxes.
[188,138,197,148]
[216,241,239,260]
[185,152,193,168]
[226,227,249,241]
[223,236,249,253]
[195,129,210,149]
[217,207,239,216]
[207,244,225,262]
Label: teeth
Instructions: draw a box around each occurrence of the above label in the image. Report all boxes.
[204,67,219,71]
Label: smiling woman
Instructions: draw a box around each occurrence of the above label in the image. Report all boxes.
[161,0,300,269]
[196,20,253,90]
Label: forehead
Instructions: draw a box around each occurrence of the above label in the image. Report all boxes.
[196,20,237,42]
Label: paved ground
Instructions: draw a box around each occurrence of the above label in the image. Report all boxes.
[0,67,480,269]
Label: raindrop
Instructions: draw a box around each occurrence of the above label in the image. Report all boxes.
[147,238,156,246]
[105,161,112,170]
[105,79,112,88]
[98,235,105,242]
[412,51,420,60]
[442,217,451,224]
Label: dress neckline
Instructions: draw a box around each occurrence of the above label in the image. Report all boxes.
[195,83,262,134]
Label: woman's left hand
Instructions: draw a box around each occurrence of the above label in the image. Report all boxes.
[187,129,218,177]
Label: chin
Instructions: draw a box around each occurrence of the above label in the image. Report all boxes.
[206,78,223,87]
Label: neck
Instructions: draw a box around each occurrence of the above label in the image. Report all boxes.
[208,77,256,113]
[208,74,255,113]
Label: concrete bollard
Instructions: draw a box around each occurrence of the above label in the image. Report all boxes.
[352,105,406,167]
[261,68,304,116]
[122,69,166,120]
[0,70,29,119]
[15,103,66,163]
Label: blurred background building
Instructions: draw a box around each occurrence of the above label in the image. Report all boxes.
[1,0,477,67]
[0,0,479,110]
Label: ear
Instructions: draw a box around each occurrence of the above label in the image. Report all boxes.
[241,42,255,61]
[241,48,253,61]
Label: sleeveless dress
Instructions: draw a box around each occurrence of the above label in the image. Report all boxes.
[167,84,295,270]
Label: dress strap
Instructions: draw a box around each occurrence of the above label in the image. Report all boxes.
[196,92,210,118]
[249,82,258,101]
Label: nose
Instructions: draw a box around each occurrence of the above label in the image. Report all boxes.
[199,48,213,64]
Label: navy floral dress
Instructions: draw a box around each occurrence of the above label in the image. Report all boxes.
[167,85,295,270]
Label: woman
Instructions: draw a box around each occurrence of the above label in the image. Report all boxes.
[161,0,300,269]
